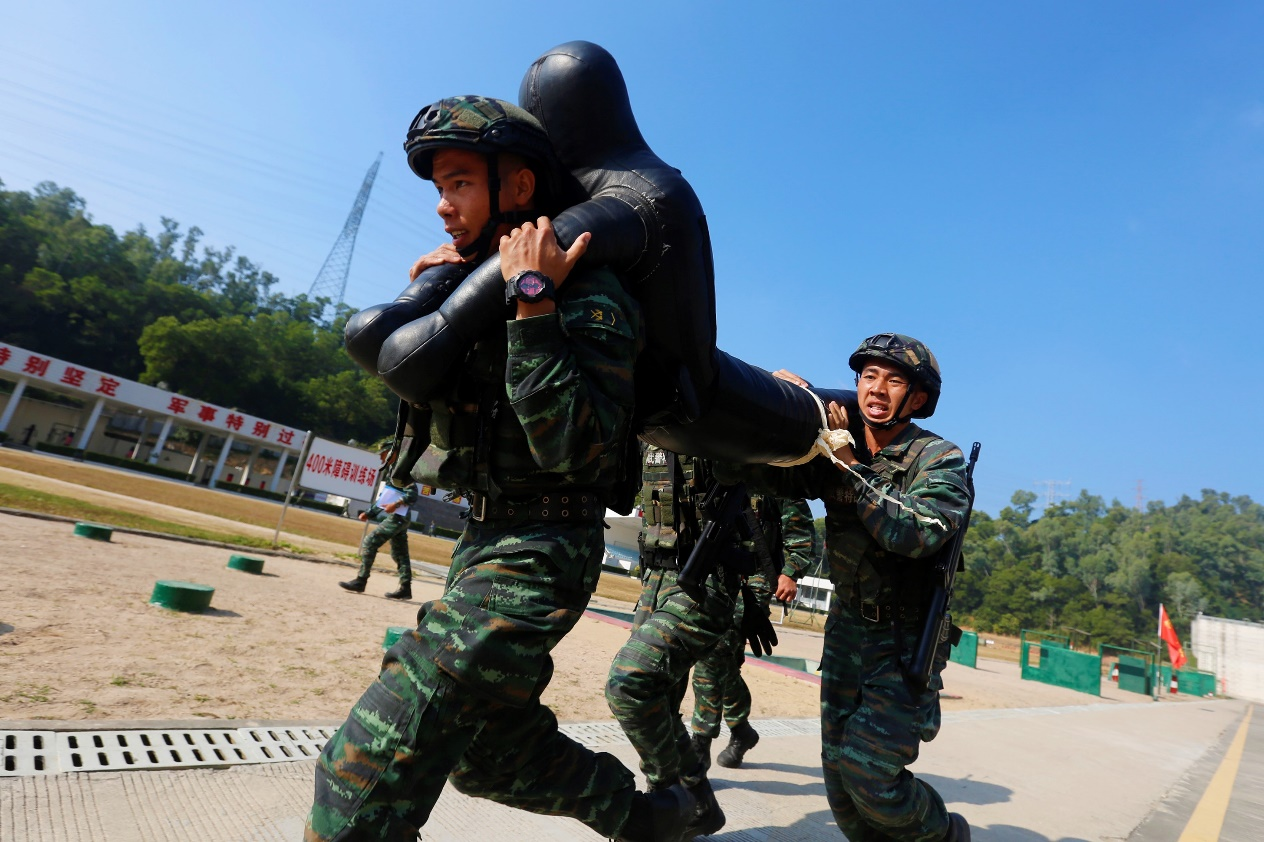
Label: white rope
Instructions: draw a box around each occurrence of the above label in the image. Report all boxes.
[767,382,947,530]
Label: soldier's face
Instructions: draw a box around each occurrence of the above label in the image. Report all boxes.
[856,361,927,425]
[432,148,494,253]
[431,149,534,253]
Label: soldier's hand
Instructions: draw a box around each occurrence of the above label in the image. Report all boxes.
[740,583,778,657]
[773,369,811,388]
[408,243,465,280]
[358,512,369,522]
[774,574,798,603]
[826,401,858,465]
[501,217,589,288]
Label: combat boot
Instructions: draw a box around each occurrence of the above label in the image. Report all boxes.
[683,775,726,838]
[716,721,759,768]
[944,812,971,842]
[614,784,696,842]
[690,734,712,774]
[338,576,367,593]
[384,583,412,600]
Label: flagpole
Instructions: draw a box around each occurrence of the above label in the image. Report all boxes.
[1155,604,1164,701]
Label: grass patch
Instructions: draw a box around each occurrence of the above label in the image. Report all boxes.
[0,482,312,553]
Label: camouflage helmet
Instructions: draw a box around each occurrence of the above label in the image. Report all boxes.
[404,96,555,181]
[848,333,942,419]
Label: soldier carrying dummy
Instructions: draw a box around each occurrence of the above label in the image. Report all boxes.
[306,97,696,842]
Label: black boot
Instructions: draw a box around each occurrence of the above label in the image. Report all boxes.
[614,784,696,842]
[683,775,726,838]
[944,812,971,842]
[338,576,367,593]
[716,721,759,768]
[385,583,412,600]
[690,734,712,774]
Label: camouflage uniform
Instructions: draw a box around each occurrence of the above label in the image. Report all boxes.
[356,482,420,587]
[689,496,816,740]
[306,265,642,841]
[723,423,969,842]
[605,446,740,790]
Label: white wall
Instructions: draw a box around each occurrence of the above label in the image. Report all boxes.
[1191,614,1264,704]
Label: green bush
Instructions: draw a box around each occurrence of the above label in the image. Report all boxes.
[83,451,194,482]
[34,441,79,457]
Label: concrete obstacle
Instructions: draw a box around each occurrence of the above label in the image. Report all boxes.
[149,581,215,613]
[382,626,411,651]
[73,522,113,542]
[226,554,265,574]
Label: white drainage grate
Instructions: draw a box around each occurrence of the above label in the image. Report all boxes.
[55,729,264,773]
[1,730,57,776]
[0,725,340,776]
[236,726,338,763]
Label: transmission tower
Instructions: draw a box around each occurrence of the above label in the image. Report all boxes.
[308,153,382,312]
[1034,479,1071,507]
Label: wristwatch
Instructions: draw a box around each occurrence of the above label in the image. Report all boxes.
[505,270,556,305]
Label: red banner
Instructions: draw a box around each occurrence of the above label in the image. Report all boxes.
[1158,604,1188,669]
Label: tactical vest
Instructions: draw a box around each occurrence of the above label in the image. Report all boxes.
[639,445,696,554]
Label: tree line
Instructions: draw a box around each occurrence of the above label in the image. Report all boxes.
[0,180,393,444]
[954,488,1263,648]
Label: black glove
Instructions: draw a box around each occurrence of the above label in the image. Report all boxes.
[740,582,777,657]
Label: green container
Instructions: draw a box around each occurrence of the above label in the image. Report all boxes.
[1177,669,1217,697]
[1021,642,1102,696]
[382,626,412,650]
[1118,656,1152,695]
[226,554,265,574]
[73,522,113,542]
[149,580,215,613]
[950,631,979,668]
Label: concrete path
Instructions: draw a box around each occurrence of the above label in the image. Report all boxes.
[2,698,1257,841]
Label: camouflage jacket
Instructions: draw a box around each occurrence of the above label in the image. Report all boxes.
[719,423,968,606]
[412,265,641,499]
[639,445,815,581]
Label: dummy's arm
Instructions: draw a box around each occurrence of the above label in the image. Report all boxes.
[377,195,647,405]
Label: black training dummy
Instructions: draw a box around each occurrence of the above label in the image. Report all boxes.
[347,41,856,464]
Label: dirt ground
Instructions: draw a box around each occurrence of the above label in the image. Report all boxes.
[0,509,1167,726]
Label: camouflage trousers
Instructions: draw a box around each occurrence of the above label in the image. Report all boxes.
[820,599,952,842]
[356,515,412,584]
[690,575,771,738]
[307,518,637,841]
[606,566,735,789]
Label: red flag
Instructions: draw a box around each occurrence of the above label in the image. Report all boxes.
[1159,604,1188,669]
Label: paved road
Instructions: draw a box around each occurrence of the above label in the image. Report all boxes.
[2,698,1257,841]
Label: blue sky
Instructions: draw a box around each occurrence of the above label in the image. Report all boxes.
[2,1,1262,517]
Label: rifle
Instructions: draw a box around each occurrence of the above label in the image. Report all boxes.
[904,441,981,693]
[677,474,751,602]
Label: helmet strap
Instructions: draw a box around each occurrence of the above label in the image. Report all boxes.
[856,379,913,432]
[455,152,536,262]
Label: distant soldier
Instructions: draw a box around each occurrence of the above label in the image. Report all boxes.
[721,333,973,842]
[339,467,418,600]
[689,495,816,770]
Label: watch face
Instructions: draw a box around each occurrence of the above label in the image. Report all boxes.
[519,273,546,298]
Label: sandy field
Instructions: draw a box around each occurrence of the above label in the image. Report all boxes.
[0,501,1169,726]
